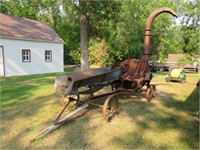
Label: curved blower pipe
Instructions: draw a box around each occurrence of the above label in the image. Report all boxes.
[144,7,177,55]
[135,7,177,76]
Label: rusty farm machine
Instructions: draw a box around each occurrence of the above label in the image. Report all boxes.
[33,7,177,141]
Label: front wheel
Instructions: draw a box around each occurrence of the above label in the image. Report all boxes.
[103,94,119,122]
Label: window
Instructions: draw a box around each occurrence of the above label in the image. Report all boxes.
[22,49,31,62]
[45,50,52,62]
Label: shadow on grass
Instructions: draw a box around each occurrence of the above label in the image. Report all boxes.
[111,87,199,149]
[29,88,199,149]
[0,91,59,148]
[1,72,199,149]
[0,69,74,149]
[1,77,56,109]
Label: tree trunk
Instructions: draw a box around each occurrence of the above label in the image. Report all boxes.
[80,6,90,71]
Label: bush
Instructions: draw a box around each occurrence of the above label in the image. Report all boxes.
[89,39,110,66]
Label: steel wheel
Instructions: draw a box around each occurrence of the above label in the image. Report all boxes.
[146,85,156,102]
[165,77,170,82]
[103,94,119,122]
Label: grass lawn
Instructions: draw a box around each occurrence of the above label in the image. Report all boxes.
[0,70,199,149]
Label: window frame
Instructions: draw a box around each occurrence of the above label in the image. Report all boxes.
[45,50,52,62]
[22,49,31,62]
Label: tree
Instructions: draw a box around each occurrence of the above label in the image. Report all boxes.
[79,0,89,71]
[0,0,79,64]
[159,26,184,63]
[107,0,179,63]
[78,0,121,70]
[180,0,199,56]
[1,0,198,67]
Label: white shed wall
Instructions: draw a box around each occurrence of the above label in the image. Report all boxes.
[0,38,63,76]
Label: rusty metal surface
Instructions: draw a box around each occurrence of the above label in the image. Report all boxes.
[33,8,177,141]
[54,8,177,97]
[135,8,177,78]
[54,7,177,122]
[55,66,121,95]
[53,7,177,121]
[111,8,177,90]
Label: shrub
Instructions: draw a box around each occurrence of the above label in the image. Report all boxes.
[89,39,110,66]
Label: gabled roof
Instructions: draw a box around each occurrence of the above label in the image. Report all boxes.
[0,13,63,43]
[167,54,185,64]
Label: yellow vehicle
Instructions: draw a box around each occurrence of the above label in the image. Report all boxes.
[165,67,186,82]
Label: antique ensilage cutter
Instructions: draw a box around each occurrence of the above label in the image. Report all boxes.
[33,7,177,141]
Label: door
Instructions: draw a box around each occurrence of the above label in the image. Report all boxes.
[0,46,5,76]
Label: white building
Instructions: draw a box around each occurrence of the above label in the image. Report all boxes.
[0,13,64,77]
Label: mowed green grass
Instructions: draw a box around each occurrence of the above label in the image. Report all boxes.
[0,70,199,149]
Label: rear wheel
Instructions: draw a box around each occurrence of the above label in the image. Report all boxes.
[166,77,170,82]
[146,85,156,102]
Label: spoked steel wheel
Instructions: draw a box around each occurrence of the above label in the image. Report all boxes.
[103,94,119,122]
[146,85,156,102]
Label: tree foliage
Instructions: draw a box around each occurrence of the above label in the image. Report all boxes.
[180,0,200,56]
[0,0,199,66]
